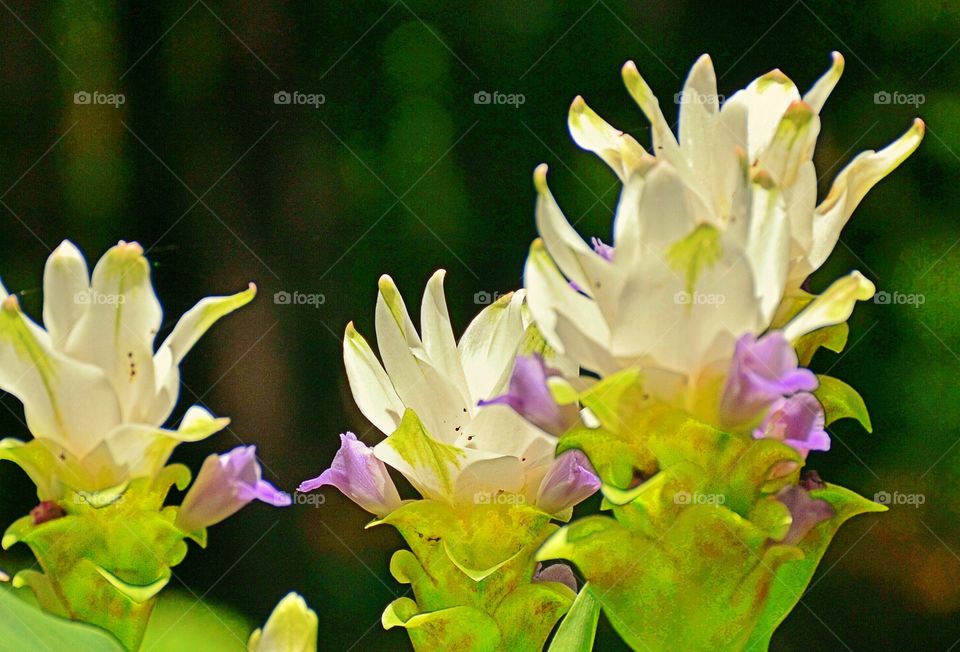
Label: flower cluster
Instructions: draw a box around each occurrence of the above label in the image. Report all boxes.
[0,241,289,649]
[299,52,920,651]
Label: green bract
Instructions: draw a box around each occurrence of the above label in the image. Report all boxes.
[374,500,574,651]
[2,465,204,650]
[545,372,882,651]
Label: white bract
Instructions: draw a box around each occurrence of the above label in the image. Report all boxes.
[525,53,918,416]
[344,271,576,509]
[0,240,256,497]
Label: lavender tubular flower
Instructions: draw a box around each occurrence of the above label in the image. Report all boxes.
[177,446,290,533]
[298,432,402,517]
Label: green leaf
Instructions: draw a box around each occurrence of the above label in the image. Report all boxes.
[0,587,124,651]
[814,375,872,432]
[547,583,601,652]
[744,484,886,651]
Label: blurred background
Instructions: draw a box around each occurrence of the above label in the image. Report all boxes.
[0,1,956,649]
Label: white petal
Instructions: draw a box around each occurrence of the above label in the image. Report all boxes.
[622,60,681,159]
[376,275,468,442]
[678,54,720,177]
[156,283,257,372]
[420,270,470,402]
[567,95,650,181]
[809,119,924,271]
[0,296,122,457]
[722,69,801,161]
[457,290,526,402]
[149,282,257,422]
[460,403,555,458]
[524,240,617,375]
[533,164,620,302]
[64,242,161,423]
[745,174,791,325]
[42,240,90,350]
[802,52,844,114]
[343,322,405,436]
[104,404,229,478]
[783,271,876,342]
[374,409,507,501]
[756,101,820,188]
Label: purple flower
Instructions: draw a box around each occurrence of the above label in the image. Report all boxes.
[478,354,579,435]
[533,562,578,592]
[590,237,614,261]
[536,450,601,515]
[754,393,830,458]
[177,446,291,533]
[298,432,402,517]
[720,332,818,428]
[776,484,835,545]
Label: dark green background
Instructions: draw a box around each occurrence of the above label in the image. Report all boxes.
[0,1,956,650]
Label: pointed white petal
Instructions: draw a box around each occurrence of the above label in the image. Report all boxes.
[533,164,619,302]
[803,52,845,114]
[0,296,122,456]
[678,54,720,164]
[783,271,875,342]
[42,240,90,350]
[756,101,820,187]
[524,240,617,375]
[722,69,801,161]
[420,270,469,401]
[622,60,682,162]
[64,242,161,422]
[343,322,405,436]
[458,290,527,402]
[809,119,924,271]
[745,174,791,325]
[376,275,467,441]
[568,96,650,180]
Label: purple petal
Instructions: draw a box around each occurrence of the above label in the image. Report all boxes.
[533,562,578,592]
[590,237,614,262]
[720,332,818,428]
[298,432,402,517]
[754,393,830,458]
[536,450,601,515]
[478,354,578,435]
[176,445,289,532]
[237,479,292,507]
[776,484,836,545]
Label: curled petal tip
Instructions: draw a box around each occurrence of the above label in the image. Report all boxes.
[2,295,19,312]
[533,163,549,193]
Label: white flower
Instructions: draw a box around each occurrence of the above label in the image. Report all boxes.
[343,271,589,512]
[0,240,256,497]
[569,52,923,289]
[524,54,904,415]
